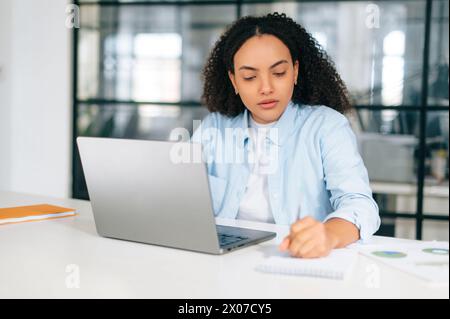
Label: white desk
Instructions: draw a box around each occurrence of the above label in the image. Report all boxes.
[0,191,448,299]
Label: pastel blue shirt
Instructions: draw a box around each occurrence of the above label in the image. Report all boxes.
[191,100,380,242]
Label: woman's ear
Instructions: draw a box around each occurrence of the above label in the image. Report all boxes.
[294,60,299,83]
[228,70,237,92]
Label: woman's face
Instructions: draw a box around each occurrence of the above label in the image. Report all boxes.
[228,34,299,124]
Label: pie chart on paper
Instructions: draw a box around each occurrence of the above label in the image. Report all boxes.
[422,248,449,255]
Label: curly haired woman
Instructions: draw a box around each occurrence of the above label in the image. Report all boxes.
[191,12,380,258]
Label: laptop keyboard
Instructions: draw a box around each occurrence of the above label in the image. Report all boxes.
[218,233,248,246]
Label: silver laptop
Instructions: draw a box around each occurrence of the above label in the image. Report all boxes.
[77,137,276,254]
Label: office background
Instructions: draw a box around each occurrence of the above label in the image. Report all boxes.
[0,0,448,241]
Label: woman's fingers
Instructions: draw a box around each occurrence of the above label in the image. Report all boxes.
[287,227,317,256]
[290,216,316,234]
[279,236,290,251]
[279,217,316,252]
[282,216,334,258]
[292,238,317,258]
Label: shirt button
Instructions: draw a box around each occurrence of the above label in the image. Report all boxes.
[272,193,278,200]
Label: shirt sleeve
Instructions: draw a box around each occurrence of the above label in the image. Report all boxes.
[320,110,381,243]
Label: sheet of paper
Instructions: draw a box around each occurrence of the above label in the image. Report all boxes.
[358,241,449,284]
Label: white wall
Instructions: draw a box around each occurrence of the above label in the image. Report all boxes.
[0,0,72,198]
[0,0,13,192]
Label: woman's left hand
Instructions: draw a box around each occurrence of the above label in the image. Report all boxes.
[279,216,339,258]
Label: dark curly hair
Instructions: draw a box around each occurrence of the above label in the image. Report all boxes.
[201,12,352,117]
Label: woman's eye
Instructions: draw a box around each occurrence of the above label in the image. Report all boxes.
[243,72,286,81]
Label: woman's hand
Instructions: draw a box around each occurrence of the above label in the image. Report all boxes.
[278,216,340,258]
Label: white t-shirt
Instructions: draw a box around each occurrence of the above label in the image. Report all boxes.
[236,114,277,223]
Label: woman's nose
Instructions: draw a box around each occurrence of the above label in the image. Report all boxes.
[258,76,274,95]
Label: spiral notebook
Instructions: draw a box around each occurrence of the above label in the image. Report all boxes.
[255,248,358,280]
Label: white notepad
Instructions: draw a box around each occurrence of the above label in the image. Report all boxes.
[255,248,358,280]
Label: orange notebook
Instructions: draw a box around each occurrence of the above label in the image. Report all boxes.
[0,204,76,225]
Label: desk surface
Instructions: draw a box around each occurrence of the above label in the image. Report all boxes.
[0,191,448,299]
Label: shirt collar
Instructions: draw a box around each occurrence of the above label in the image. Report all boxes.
[239,99,297,149]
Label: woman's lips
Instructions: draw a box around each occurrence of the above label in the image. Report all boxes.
[258,100,278,109]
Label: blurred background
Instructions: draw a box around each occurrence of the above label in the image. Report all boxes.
[0,0,448,241]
